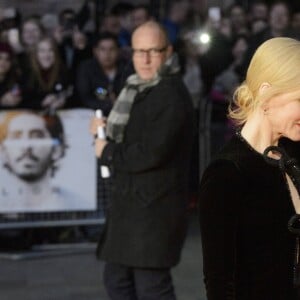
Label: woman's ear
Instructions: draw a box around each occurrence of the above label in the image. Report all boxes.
[259,82,271,111]
[259,82,271,94]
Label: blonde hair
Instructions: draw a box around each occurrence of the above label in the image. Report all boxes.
[229,37,300,125]
[0,111,26,144]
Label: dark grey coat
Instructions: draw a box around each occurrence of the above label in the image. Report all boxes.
[97,74,195,268]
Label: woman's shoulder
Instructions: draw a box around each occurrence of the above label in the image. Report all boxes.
[212,135,246,164]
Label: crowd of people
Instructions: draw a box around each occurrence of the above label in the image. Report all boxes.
[0,0,298,188]
[0,1,298,117]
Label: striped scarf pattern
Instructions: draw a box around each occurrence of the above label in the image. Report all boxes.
[106,53,180,143]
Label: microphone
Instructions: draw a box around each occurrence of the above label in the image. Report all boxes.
[95,109,110,178]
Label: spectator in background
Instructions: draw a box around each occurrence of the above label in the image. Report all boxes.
[209,34,249,149]
[226,4,249,38]
[210,34,248,105]
[18,16,45,70]
[111,2,134,48]
[198,18,233,94]
[99,13,121,36]
[22,37,72,110]
[240,1,295,77]
[108,2,134,61]
[76,32,132,116]
[40,13,59,37]
[19,17,44,52]
[177,35,203,109]
[247,0,268,35]
[251,17,268,34]
[131,4,152,30]
[248,0,268,24]
[54,8,91,76]
[162,0,190,45]
[0,7,22,50]
[0,42,22,109]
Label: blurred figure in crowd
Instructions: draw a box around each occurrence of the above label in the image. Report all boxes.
[210,34,248,105]
[111,2,134,48]
[131,4,152,30]
[209,34,249,151]
[240,0,295,76]
[247,0,268,24]
[54,8,91,76]
[177,34,203,108]
[19,16,44,54]
[10,16,44,72]
[198,18,233,94]
[162,0,190,45]
[77,32,132,116]
[0,42,22,109]
[99,13,121,36]
[226,4,249,38]
[22,37,71,110]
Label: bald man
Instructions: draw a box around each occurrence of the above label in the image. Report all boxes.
[90,21,195,300]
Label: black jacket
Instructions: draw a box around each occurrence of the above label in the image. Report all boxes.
[199,134,298,300]
[97,74,195,268]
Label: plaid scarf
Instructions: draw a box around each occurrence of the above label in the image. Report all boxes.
[106,53,180,143]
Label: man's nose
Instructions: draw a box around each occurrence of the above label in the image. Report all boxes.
[141,52,151,64]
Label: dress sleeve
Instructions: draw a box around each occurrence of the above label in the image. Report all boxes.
[199,159,244,300]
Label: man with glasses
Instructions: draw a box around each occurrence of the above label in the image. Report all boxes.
[90,21,194,300]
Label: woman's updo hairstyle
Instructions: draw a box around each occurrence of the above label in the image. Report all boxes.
[229,37,300,125]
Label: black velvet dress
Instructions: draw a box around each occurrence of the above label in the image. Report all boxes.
[199,133,299,300]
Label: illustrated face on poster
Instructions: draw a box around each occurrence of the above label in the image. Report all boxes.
[2,113,61,182]
[0,109,97,213]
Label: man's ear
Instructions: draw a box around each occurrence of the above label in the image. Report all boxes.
[166,45,173,58]
[51,144,64,162]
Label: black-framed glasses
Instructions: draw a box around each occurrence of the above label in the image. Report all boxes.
[132,46,168,57]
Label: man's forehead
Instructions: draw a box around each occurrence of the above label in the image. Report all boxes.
[8,114,47,132]
[132,26,166,48]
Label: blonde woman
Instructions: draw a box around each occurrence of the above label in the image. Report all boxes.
[199,37,300,300]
